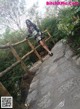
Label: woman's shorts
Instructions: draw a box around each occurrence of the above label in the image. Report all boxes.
[35,34,44,43]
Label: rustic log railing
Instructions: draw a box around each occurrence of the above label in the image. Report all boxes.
[0,30,54,77]
[0,30,54,108]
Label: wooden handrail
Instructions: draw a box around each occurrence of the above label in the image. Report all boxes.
[0,50,34,77]
[0,37,51,77]
[0,39,26,49]
[0,30,53,77]
[0,29,54,101]
[0,30,48,49]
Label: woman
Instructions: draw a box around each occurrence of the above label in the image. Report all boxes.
[26,19,53,56]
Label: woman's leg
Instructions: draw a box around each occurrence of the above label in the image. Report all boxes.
[39,40,53,56]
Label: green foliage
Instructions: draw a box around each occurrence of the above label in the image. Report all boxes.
[2,28,26,44]
[41,7,80,55]
[0,6,80,105]
[57,8,75,36]
[40,17,64,42]
[0,28,39,103]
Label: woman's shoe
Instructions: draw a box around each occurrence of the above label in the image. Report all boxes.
[49,53,53,56]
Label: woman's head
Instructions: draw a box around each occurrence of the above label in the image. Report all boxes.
[26,19,32,27]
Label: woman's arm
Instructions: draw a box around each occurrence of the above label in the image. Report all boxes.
[32,23,40,32]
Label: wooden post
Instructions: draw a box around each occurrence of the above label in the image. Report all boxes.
[47,30,55,44]
[9,44,30,74]
[26,39,43,62]
[0,82,10,96]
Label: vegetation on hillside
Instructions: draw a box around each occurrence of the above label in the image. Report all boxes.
[0,0,80,108]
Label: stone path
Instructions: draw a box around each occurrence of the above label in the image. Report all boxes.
[25,40,80,109]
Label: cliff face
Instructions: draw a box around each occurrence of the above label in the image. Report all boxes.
[25,40,80,109]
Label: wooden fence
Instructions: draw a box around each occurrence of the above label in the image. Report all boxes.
[0,30,54,108]
[0,30,54,77]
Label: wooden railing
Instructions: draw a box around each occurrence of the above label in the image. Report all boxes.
[0,30,54,77]
[0,30,54,108]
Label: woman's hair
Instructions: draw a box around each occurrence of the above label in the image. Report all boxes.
[26,19,32,27]
[25,19,39,32]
